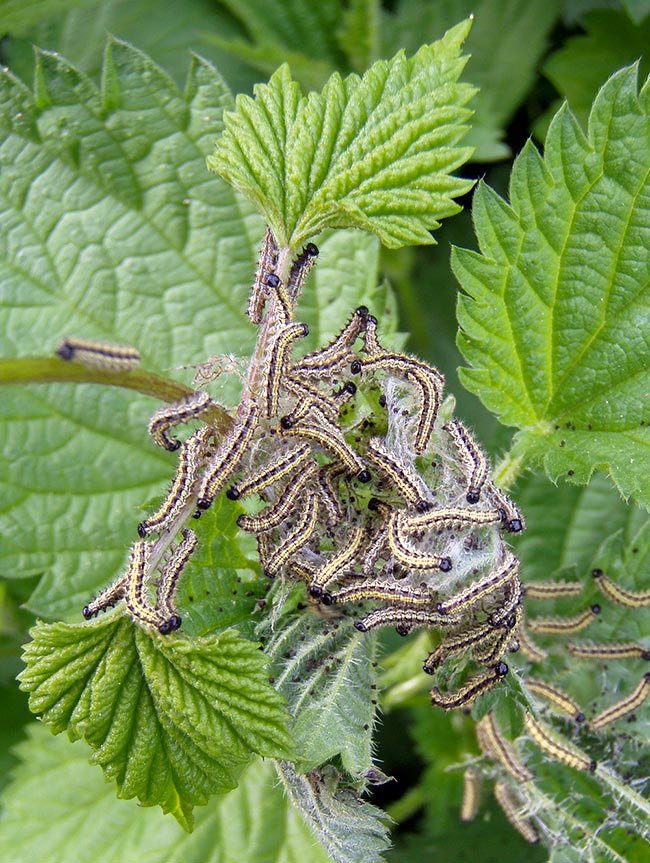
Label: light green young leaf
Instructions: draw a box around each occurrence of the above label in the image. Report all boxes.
[0,726,333,863]
[382,0,560,162]
[208,19,475,250]
[18,617,292,829]
[452,65,650,507]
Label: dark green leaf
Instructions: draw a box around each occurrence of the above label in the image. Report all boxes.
[453,66,650,507]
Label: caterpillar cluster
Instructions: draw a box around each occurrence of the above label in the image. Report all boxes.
[82,226,526,708]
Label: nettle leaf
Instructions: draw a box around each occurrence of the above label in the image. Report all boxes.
[0,0,97,36]
[453,65,650,507]
[266,609,378,775]
[2,0,259,94]
[0,41,261,614]
[382,0,560,162]
[208,19,475,250]
[0,726,333,863]
[277,760,391,863]
[18,617,292,829]
[513,472,645,583]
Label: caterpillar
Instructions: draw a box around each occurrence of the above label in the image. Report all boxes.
[236,460,320,533]
[365,437,432,510]
[196,399,260,510]
[293,306,370,376]
[527,605,600,635]
[493,780,539,844]
[524,580,583,599]
[592,568,650,608]
[589,673,650,730]
[265,322,310,418]
[56,337,141,371]
[526,679,586,722]
[248,226,279,324]
[328,578,434,607]
[262,493,319,579]
[156,529,198,633]
[83,575,127,619]
[148,390,215,452]
[226,442,313,500]
[430,662,509,710]
[524,713,596,772]
[286,243,319,301]
[566,641,650,661]
[435,554,519,616]
[138,427,211,537]
[460,767,481,823]
[308,527,366,598]
[476,710,533,783]
[444,420,490,504]
[123,540,164,629]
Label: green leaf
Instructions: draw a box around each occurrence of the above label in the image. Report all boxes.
[337,0,382,74]
[0,726,334,863]
[623,0,650,24]
[208,19,475,249]
[382,0,561,162]
[200,0,345,93]
[0,0,96,36]
[538,9,650,136]
[266,609,378,775]
[0,43,262,615]
[452,65,650,507]
[513,472,644,583]
[18,617,292,828]
[1,0,260,94]
[277,760,391,863]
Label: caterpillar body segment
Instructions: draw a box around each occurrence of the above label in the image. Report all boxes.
[248,226,280,324]
[83,576,128,619]
[157,529,198,633]
[262,493,319,579]
[237,461,320,533]
[476,710,533,782]
[308,527,366,598]
[494,780,539,844]
[226,442,313,500]
[592,569,650,608]
[590,673,650,730]
[138,427,212,537]
[460,767,481,822]
[526,679,585,722]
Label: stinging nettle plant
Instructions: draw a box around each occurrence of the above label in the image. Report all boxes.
[2,16,650,863]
